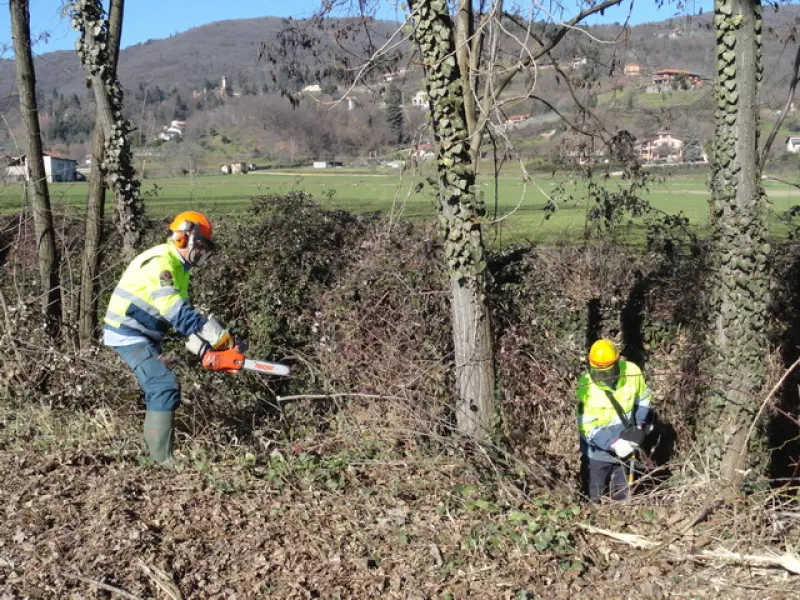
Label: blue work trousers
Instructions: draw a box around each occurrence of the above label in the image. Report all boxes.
[113,342,180,412]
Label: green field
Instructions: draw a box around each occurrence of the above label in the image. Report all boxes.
[3,168,800,244]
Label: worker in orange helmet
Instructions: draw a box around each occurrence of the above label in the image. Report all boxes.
[103,211,244,466]
[576,339,653,502]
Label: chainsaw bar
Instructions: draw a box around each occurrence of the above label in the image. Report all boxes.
[242,359,290,377]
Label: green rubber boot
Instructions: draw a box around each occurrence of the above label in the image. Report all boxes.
[143,410,175,467]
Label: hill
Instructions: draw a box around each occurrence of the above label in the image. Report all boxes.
[2,6,800,168]
[0,16,401,99]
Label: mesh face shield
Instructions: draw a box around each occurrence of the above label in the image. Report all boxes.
[590,361,621,389]
[187,231,214,266]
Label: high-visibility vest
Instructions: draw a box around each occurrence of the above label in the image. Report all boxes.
[103,242,204,345]
[576,360,652,455]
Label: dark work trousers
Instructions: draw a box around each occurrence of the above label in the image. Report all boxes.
[584,457,629,503]
[113,342,181,412]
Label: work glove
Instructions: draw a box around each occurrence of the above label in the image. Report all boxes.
[214,330,234,351]
[201,346,245,373]
[610,438,637,459]
[197,315,235,350]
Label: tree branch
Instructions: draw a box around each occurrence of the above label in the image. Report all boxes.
[493,0,624,97]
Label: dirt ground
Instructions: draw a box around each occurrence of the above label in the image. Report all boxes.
[1,422,799,600]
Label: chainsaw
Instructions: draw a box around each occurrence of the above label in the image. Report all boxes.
[234,339,290,376]
[241,358,290,377]
[187,334,290,376]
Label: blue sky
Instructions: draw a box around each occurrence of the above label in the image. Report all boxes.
[0,1,714,57]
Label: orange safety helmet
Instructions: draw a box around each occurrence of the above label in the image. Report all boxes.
[169,211,213,248]
[588,339,620,369]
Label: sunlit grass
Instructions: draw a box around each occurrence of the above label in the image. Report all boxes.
[3,167,800,245]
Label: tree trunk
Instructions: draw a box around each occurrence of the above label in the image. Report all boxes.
[9,0,62,342]
[69,0,144,259]
[408,0,495,439]
[702,0,768,485]
[77,0,124,346]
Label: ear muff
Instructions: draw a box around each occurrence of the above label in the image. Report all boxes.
[172,231,188,248]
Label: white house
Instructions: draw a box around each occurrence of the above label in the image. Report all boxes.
[571,57,588,69]
[411,90,428,108]
[302,84,322,93]
[158,125,183,141]
[635,131,684,163]
[3,155,26,181]
[787,136,800,154]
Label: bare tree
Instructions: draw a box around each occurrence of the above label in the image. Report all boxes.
[77,0,125,346]
[68,0,145,259]
[304,0,624,438]
[9,0,62,342]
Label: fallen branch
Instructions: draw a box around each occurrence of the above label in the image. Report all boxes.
[138,559,183,600]
[577,523,658,549]
[275,392,406,403]
[70,573,142,600]
[690,549,800,575]
[579,523,800,575]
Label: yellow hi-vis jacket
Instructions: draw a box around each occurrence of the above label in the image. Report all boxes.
[102,242,207,346]
[576,360,652,462]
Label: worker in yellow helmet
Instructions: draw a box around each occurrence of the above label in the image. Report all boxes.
[103,211,244,466]
[576,339,653,502]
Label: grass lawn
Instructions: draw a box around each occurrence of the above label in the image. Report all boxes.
[3,167,800,245]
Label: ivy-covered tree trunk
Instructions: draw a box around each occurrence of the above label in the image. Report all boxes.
[69,0,144,259]
[702,0,769,484]
[78,0,124,346]
[9,0,62,343]
[408,0,495,438]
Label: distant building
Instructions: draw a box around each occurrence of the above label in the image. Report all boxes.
[220,164,231,174]
[313,161,343,169]
[4,152,78,182]
[624,63,642,76]
[409,143,435,161]
[559,134,606,166]
[192,76,228,100]
[411,90,428,108]
[158,126,182,141]
[230,162,249,174]
[786,136,800,154]
[382,69,407,82]
[658,28,683,39]
[571,57,588,69]
[3,155,26,181]
[42,152,78,182]
[635,131,684,163]
[503,114,531,127]
[317,97,361,111]
[302,84,322,93]
[648,69,703,93]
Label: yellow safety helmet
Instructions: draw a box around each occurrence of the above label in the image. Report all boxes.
[588,339,620,370]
